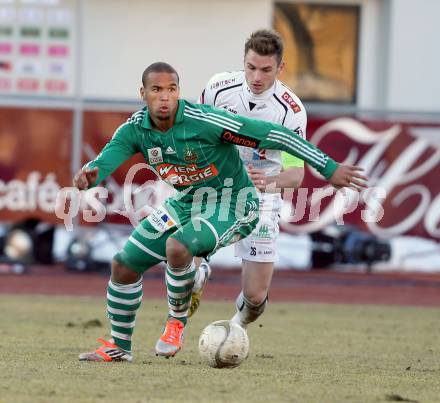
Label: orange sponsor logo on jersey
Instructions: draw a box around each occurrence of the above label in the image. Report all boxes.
[156,163,219,186]
[282,91,301,113]
[221,129,260,148]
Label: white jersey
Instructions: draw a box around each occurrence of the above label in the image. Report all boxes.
[200,70,307,262]
[200,70,307,176]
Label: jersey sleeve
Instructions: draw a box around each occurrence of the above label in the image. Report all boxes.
[203,105,337,179]
[85,121,139,186]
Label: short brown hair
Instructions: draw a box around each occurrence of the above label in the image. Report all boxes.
[244,29,283,65]
[142,62,179,86]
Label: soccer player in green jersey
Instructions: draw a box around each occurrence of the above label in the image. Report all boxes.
[74,62,367,361]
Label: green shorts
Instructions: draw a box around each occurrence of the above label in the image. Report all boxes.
[114,195,259,274]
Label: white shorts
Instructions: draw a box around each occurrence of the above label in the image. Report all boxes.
[234,194,281,263]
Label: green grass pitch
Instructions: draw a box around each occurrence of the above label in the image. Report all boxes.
[1,295,439,403]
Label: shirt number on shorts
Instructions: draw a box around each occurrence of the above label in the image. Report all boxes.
[250,247,257,256]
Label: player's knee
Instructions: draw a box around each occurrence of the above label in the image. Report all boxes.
[166,237,192,268]
[111,259,141,284]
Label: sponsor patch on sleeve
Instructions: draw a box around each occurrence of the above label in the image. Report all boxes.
[220,129,260,148]
[282,91,301,113]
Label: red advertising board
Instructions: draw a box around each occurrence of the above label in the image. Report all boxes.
[0,108,72,224]
[282,117,440,239]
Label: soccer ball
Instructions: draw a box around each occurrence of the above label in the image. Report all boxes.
[198,320,249,368]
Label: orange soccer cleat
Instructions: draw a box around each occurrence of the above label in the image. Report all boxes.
[155,318,185,357]
[78,338,133,362]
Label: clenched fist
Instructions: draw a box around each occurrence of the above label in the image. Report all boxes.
[72,167,99,190]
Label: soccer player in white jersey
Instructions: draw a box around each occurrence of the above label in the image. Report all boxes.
[192,29,307,328]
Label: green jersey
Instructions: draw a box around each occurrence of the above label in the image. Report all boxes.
[87,99,338,204]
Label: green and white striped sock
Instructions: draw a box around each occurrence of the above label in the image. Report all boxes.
[166,260,196,325]
[106,278,143,353]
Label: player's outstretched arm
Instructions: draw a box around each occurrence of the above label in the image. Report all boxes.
[247,163,367,192]
[198,104,368,188]
[203,104,337,179]
[73,167,99,190]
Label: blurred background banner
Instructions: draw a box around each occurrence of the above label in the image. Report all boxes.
[0,107,72,224]
[282,117,440,240]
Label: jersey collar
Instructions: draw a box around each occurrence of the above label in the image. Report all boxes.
[243,80,277,101]
[141,100,185,129]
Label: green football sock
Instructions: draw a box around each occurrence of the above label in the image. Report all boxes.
[165,260,196,325]
[106,278,143,353]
